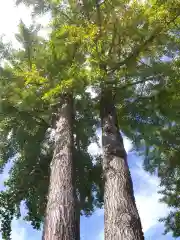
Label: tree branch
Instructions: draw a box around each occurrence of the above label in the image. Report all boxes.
[108,13,180,73]
[1,101,50,128]
[108,23,117,57]
[108,27,161,73]
[105,73,164,93]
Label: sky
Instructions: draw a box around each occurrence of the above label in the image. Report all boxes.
[0,1,178,239]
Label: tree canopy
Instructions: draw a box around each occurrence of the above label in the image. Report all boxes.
[0,0,180,238]
[0,21,103,239]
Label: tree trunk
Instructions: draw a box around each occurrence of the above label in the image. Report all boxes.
[100,88,144,240]
[75,208,80,240]
[42,95,77,240]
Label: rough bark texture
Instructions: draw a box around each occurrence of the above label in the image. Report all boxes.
[100,88,144,240]
[42,95,77,240]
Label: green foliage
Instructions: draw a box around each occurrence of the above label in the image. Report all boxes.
[130,27,180,237]
[0,22,103,239]
[1,0,180,238]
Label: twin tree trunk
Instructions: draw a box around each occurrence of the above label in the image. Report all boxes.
[42,95,78,240]
[42,87,144,240]
[100,88,144,240]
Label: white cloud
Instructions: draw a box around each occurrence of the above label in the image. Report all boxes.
[0,161,13,190]
[0,1,32,47]
[88,130,133,156]
[85,87,97,99]
[95,209,104,217]
[88,141,102,156]
[97,230,104,240]
[11,220,26,240]
[0,219,26,240]
[123,136,133,153]
[0,0,50,49]
[0,171,8,188]
[132,161,169,233]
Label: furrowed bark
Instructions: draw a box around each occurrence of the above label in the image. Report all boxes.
[100,88,144,240]
[42,95,77,240]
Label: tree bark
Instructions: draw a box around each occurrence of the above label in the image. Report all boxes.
[100,88,144,240]
[42,95,77,240]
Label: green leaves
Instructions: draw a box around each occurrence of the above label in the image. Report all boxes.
[0,17,102,238]
[0,0,179,238]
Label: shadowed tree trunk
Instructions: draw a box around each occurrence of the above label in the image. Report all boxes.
[75,207,80,240]
[100,87,144,240]
[42,95,77,240]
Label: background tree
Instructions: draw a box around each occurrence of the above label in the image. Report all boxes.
[138,26,180,238]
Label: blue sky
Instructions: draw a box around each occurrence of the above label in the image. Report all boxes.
[0,1,179,239]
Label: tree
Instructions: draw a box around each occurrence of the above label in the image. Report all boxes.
[138,32,180,237]
[0,21,103,239]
